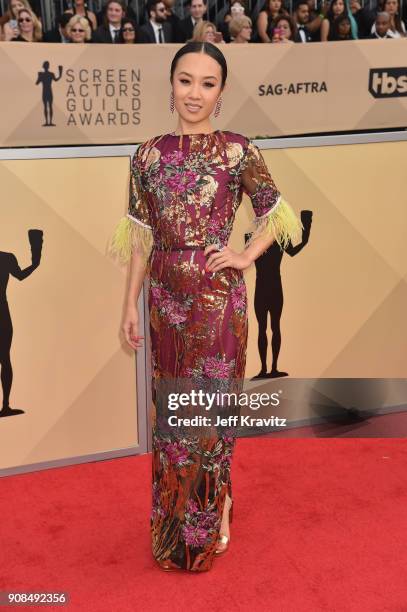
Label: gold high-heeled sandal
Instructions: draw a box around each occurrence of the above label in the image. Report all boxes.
[215,533,230,555]
[215,498,233,556]
[156,559,178,572]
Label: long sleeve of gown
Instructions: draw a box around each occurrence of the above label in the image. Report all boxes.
[241,140,303,250]
[109,144,154,265]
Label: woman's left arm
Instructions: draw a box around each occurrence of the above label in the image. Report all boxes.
[205,140,302,272]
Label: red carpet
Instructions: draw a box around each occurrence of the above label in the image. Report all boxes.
[1,438,406,611]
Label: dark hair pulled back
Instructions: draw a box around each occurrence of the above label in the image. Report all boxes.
[170,42,228,90]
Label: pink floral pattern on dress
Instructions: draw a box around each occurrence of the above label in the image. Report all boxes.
[203,355,232,379]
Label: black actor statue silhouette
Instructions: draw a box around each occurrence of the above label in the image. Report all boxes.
[35,61,63,127]
[0,230,43,418]
[245,210,313,380]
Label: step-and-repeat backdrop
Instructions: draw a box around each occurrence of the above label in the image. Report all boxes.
[0,40,406,146]
[0,138,406,472]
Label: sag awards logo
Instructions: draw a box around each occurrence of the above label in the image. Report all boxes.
[35,61,63,126]
[257,81,327,96]
[35,60,142,127]
[368,67,407,98]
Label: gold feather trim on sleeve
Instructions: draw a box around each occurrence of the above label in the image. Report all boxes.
[108,216,153,265]
[245,197,303,250]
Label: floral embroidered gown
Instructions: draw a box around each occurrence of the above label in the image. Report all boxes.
[110,129,302,572]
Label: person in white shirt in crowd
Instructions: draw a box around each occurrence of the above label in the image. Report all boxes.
[369,10,397,37]
[66,14,92,42]
[370,0,406,36]
[138,0,174,43]
[92,0,125,43]
[228,14,252,42]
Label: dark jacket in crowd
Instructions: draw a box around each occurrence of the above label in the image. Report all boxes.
[43,28,64,42]
[353,7,376,38]
[138,20,174,43]
[165,10,181,34]
[175,15,195,42]
[294,24,313,42]
[92,24,120,43]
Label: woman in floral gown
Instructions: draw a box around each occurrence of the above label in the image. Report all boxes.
[110,41,302,572]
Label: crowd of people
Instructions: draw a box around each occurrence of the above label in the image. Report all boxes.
[0,0,406,43]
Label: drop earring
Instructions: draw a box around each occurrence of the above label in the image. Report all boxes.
[214,96,222,118]
[170,91,174,114]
